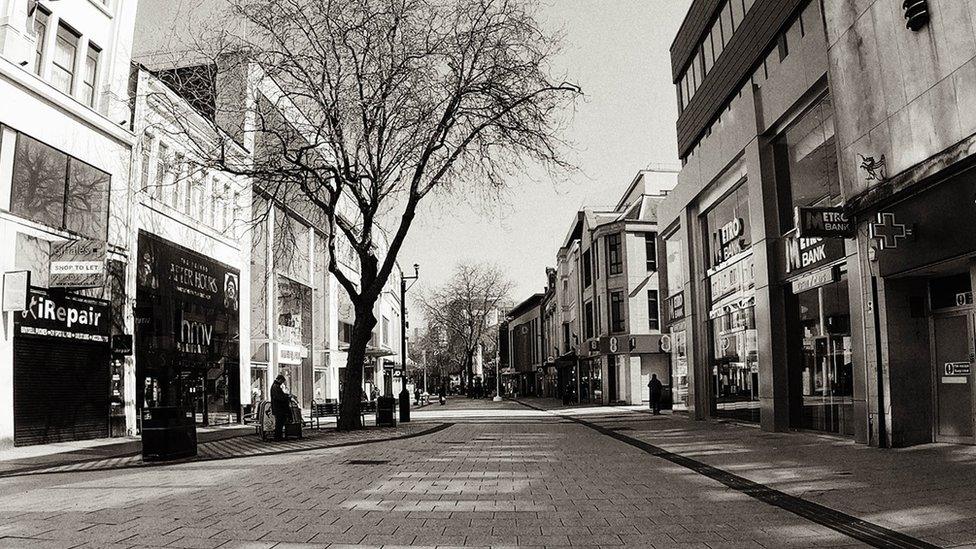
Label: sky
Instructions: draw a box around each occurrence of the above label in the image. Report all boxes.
[400,1,693,309]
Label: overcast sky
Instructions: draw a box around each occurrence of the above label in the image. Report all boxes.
[400,1,692,309]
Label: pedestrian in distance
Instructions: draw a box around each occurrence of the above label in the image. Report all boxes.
[270,374,290,441]
[438,384,446,405]
[648,374,663,415]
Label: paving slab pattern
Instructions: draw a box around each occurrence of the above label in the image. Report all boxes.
[0,398,965,548]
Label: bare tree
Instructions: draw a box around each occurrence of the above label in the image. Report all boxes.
[419,262,513,393]
[146,0,579,429]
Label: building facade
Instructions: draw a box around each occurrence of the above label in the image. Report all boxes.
[822,0,976,446]
[0,0,138,448]
[662,0,858,438]
[507,294,543,397]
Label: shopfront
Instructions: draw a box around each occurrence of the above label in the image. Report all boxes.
[135,231,241,423]
[13,288,112,446]
[703,183,759,422]
[664,225,689,411]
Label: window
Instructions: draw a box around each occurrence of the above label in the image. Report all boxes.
[81,44,100,107]
[644,232,657,272]
[382,316,390,346]
[154,141,168,200]
[584,301,594,339]
[10,132,110,239]
[606,233,622,276]
[773,95,839,232]
[52,24,78,95]
[711,23,723,62]
[562,323,570,353]
[731,0,745,30]
[32,8,49,75]
[703,35,714,74]
[582,249,592,288]
[140,133,153,198]
[647,290,660,331]
[609,292,624,334]
[721,1,735,47]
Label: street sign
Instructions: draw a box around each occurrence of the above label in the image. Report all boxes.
[795,207,854,238]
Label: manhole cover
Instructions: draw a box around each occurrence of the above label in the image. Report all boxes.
[345,460,390,465]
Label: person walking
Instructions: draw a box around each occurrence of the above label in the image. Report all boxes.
[270,374,290,441]
[647,374,663,415]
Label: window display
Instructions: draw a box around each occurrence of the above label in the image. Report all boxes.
[711,305,760,421]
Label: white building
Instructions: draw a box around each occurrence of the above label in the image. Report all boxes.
[0,0,138,448]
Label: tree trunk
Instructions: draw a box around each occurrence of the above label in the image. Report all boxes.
[338,309,377,431]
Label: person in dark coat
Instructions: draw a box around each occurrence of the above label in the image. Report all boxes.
[270,374,290,440]
[647,374,663,415]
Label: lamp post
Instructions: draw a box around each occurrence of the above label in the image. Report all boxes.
[400,264,419,421]
[493,339,503,402]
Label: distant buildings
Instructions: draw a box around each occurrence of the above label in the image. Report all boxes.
[508,169,676,405]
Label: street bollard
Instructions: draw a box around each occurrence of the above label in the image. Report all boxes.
[399,387,411,422]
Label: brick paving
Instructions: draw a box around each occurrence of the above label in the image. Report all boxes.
[0,397,968,548]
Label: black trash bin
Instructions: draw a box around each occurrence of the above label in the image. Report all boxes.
[141,407,197,461]
[398,388,411,423]
[376,396,396,427]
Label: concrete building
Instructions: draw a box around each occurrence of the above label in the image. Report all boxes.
[822,0,976,446]
[661,0,856,436]
[0,0,138,447]
[507,293,543,397]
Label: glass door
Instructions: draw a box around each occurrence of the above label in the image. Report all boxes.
[932,312,975,443]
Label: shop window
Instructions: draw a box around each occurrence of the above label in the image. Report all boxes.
[51,24,78,95]
[773,95,839,233]
[582,249,592,288]
[32,7,49,76]
[606,233,622,276]
[609,291,624,334]
[647,290,659,331]
[11,132,110,239]
[382,315,391,346]
[313,369,328,402]
[562,322,570,353]
[81,44,100,107]
[250,366,268,402]
[584,300,594,339]
[791,277,853,435]
[711,305,760,422]
[672,331,689,411]
[704,183,751,270]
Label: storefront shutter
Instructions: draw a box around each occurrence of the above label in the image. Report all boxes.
[13,337,110,446]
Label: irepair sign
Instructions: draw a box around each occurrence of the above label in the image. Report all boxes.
[16,287,111,343]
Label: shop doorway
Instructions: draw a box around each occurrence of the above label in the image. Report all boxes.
[931,311,975,443]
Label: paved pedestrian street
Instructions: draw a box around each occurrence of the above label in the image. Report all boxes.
[0,399,971,548]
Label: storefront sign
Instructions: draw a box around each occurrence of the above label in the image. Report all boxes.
[609,337,618,353]
[667,291,685,321]
[791,267,838,294]
[2,270,30,312]
[278,343,304,365]
[870,212,914,250]
[50,239,106,289]
[944,362,971,376]
[795,207,854,238]
[957,292,974,307]
[16,288,110,343]
[709,254,754,303]
[659,334,672,353]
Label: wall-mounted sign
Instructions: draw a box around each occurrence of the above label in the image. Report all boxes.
[111,334,133,356]
[609,337,618,353]
[667,291,685,321]
[792,266,838,294]
[50,239,106,289]
[659,334,672,353]
[957,292,974,307]
[278,343,305,365]
[944,362,972,376]
[870,212,914,250]
[795,207,854,238]
[16,287,110,343]
[709,254,755,303]
[783,233,844,279]
[2,270,30,312]
[588,340,598,351]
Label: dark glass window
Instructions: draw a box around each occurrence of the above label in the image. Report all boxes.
[582,249,592,288]
[584,301,594,339]
[11,132,110,239]
[644,232,657,271]
[562,322,570,353]
[65,158,110,239]
[647,290,659,331]
[11,132,68,229]
[606,233,622,276]
[773,95,839,233]
[610,292,624,333]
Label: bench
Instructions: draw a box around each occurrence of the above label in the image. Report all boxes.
[308,401,375,428]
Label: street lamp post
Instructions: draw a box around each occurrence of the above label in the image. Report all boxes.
[493,341,503,402]
[400,264,419,421]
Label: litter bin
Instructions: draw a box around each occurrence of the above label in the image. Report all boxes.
[376,396,396,427]
[141,406,197,461]
[398,388,411,423]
